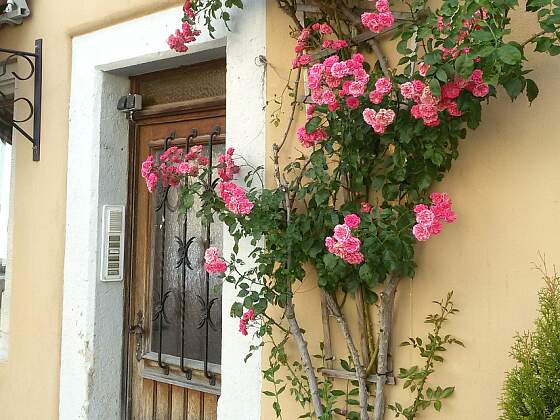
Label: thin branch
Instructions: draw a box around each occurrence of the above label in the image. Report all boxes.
[276,0,303,30]
[325,292,370,420]
[272,142,325,418]
[278,67,303,152]
[373,276,400,420]
[521,30,546,47]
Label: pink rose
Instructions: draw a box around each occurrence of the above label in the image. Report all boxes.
[412,80,425,94]
[344,214,361,229]
[376,108,396,126]
[345,251,365,265]
[441,82,461,100]
[204,247,227,274]
[363,108,377,126]
[146,172,158,193]
[469,69,484,84]
[416,209,435,226]
[472,83,489,97]
[333,224,351,241]
[349,81,366,97]
[418,62,431,77]
[361,202,373,213]
[378,12,395,28]
[331,61,349,79]
[413,223,431,241]
[400,82,415,99]
[346,97,360,109]
[369,90,384,104]
[320,23,333,34]
[375,77,392,95]
[328,101,340,112]
[446,101,462,117]
[375,0,390,13]
[429,219,443,235]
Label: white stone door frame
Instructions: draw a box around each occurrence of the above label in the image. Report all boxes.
[61,4,265,419]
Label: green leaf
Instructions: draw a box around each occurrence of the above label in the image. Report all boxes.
[434,400,442,411]
[471,29,495,42]
[305,116,321,133]
[315,190,329,205]
[382,183,400,201]
[340,359,353,372]
[230,302,243,317]
[182,192,195,210]
[504,77,525,99]
[429,78,441,97]
[476,45,496,58]
[497,44,522,65]
[423,51,442,65]
[441,386,455,398]
[454,54,474,79]
[417,173,432,191]
[535,36,553,52]
[526,79,539,102]
[435,68,448,82]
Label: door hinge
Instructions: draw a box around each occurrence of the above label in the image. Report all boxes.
[129,310,144,362]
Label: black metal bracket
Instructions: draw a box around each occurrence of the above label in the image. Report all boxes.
[0,39,42,161]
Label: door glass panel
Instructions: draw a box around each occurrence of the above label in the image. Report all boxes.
[150,143,223,366]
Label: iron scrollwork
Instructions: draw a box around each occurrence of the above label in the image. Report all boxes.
[0,39,42,161]
[153,127,222,386]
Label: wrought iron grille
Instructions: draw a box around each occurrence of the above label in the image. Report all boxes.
[0,39,42,160]
[150,128,223,386]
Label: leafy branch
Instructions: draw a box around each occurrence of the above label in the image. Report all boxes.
[389,291,464,419]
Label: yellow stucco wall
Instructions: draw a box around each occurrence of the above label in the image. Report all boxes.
[264,1,560,419]
[0,2,182,419]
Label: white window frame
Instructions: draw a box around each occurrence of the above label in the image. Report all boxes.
[0,63,17,362]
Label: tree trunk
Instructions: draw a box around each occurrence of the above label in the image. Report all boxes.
[285,300,325,417]
[373,276,400,420]
[325,293,370,420]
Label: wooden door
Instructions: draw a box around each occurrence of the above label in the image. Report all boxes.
[125,97,226,420]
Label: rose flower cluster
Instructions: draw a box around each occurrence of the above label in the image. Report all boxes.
[325,214,364,265]
[167,1,201,52]
[412,193,457,241]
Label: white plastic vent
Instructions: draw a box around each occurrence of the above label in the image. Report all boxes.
[100,205,125,282]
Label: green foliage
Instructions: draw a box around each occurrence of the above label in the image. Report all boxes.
[190,0,244,36]
[168,0,560,417]
[500,262,560,420]
[389,291,464,419]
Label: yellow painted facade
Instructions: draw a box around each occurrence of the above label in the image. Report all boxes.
[0,2,182,419]
[264,2,560,420]
[0,0,558,419]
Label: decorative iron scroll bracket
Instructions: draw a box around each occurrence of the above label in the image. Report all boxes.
[0,39,42,161]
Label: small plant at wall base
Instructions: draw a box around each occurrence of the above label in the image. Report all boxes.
[389,291,464,419]
[147,1,560,419]
[501,260,560,420]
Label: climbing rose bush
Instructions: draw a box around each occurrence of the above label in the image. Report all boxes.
[155,0,560,418]
[154,0,560,336]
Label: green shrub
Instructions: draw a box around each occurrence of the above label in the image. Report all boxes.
[501,263,560,420]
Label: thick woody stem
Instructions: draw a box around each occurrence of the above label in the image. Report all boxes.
[373,276,400,420]
[272,143,324,418]
[325,293,370,420]
[285,303,324,417]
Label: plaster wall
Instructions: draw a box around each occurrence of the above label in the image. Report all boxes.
[0,1,264,419]
[264,1,560,419]
[0,2,188,419]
